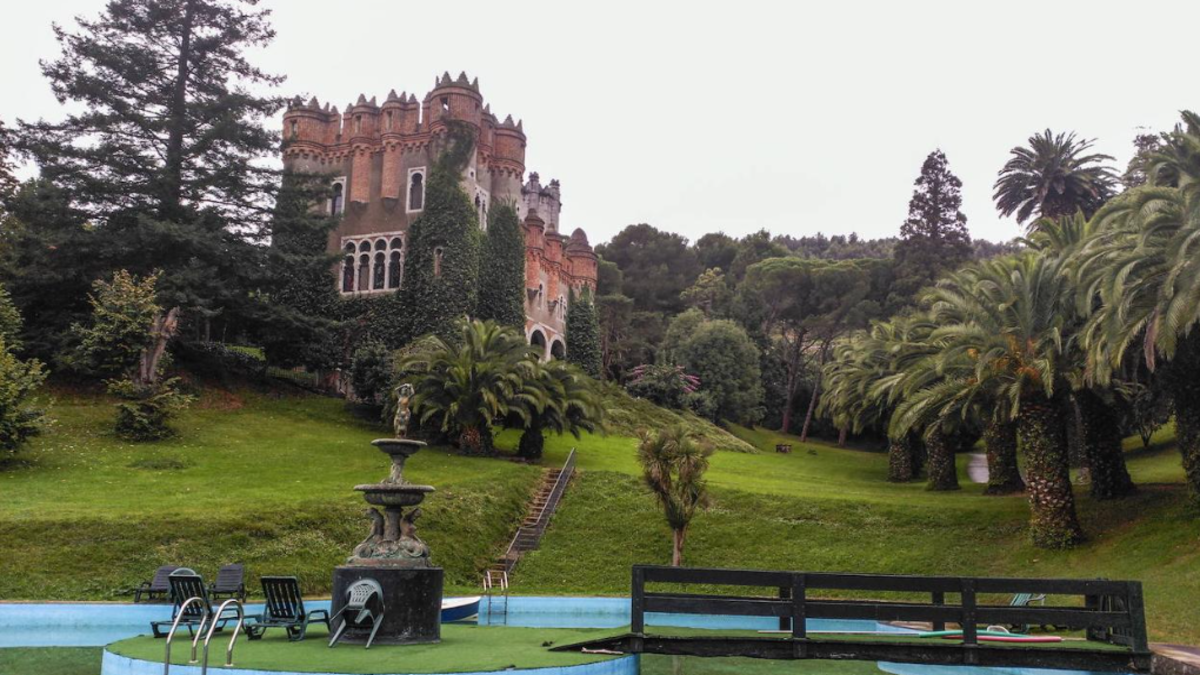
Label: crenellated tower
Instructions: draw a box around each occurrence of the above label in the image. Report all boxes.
[281,72,594,360]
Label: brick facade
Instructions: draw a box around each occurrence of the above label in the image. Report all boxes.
[281,72,597,357]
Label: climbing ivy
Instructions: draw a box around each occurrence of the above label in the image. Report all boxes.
[566,287,601,378]
[476,202,526,329]
[392,122,482,345]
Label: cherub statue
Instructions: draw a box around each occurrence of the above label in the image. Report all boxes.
[393,383,414,439]
[350,508,384,561]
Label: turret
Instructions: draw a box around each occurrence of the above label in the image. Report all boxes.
[283,97,340,150]
[346,95,379,204]
[523,210,546,290]
[565,227,598,291]
[425,71,483,130]
[492,114,526,178]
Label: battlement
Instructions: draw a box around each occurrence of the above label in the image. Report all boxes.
[283,72,525,170]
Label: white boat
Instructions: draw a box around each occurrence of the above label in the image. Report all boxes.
[441,596,481,622]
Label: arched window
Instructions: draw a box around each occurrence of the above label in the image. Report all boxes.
[388,250,402,289]
[409,172,424,211]
[358,242,371,292]
[290,120,298,138]
[373,252,386,289]
[342,243,355,292]
[550,340,565,360]
[433,246,444,278]
[330,182,344,216]
[538,283,544,308]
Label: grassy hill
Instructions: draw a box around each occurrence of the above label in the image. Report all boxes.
[1,382,1197,646]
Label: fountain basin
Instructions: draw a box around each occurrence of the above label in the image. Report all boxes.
[354,483,436,507]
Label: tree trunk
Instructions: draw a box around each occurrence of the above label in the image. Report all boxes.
[837,427,847,448]
[1075,390,1136,500]
[798,342,827,442]
[888,436,915,483]
[924,426,960,491]
[163,0,194,217]
[671,527,685,567]
[780,330,805,434]
[982,417,1024,495]
[1017,392,1085,548]
[517,418,545,461]
[137,307,180,387]
[1167,335,1200,505]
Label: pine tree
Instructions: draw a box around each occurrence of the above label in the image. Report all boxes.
[258,171,341,369]
[566,287,601,378]
[476,202,525,329]
[15,0,283,337]
[393,123,482,345]
[891,150,972,304]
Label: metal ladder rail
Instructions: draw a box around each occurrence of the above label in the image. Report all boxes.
[200,599,246,675]
[162,597,210,675]
[483,570,509,624]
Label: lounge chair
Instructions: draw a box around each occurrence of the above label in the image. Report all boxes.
[1008,592,1047,633]
[245,576,330,642]
[209,563,246,603]
[150,572,233,638]
[133,565,180,603]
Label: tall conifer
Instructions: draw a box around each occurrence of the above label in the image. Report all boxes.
[477,202,526,329]
[566,287,602,378]
[891,150,972,304]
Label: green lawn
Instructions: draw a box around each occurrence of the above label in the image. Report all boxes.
[0,648,100,675]
[0,385,541,599]
[2,383,1198,650]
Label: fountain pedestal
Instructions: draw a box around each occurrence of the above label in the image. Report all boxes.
[331,437,442,646]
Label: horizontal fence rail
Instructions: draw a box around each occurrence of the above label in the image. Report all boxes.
[630,565,1149,654]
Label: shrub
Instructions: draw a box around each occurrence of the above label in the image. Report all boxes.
[108,377,194,442]
[349,342,395,405]
[0,335,48,454]
[624,363,699,409]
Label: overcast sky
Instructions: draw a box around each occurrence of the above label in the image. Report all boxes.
[3,0,1197,245]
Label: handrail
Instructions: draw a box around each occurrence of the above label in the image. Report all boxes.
[497,449,576,574]
[162,597,209,675]
[200,599,245,675]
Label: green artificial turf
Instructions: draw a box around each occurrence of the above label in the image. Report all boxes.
[109,624,620,673]
[0,647,101,675]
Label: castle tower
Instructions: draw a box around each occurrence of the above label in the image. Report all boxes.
[280,73,594,360]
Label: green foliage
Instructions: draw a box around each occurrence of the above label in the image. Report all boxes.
[595,224,700,314]
[401,319,533,454]
[349,342,395,405]
[660,309,707,367]
[680,267,731,316]
[673,319,763,426]
[393,123,482,346]
[476,202,526,329]
[514,359,604,461]
[891,150,972,305]
[69,270,161,378]
[108,377,194,442]
[565,288,601,378]
[637,425,713,565]
[994,130,1118,226]
[259,171,341,370]
[0,335,49,454]
[625,363,700,410]
[0,283,23,352]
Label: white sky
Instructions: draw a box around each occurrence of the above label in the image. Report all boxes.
[3,0,1197,245]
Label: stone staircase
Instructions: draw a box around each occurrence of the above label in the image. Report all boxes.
[485,449,576,583]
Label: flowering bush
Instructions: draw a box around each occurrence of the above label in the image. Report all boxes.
[625,364,700,410]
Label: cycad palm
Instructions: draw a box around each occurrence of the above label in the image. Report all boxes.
[515,358,604,461]
[1076,111,1200,501]
[401,319,535,454]
[994,130,1118,228]
[894,254,1086,547]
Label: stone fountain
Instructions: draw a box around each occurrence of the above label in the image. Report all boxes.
[330,383,443,645]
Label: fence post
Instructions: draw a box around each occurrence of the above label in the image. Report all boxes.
[792,573,807,658]
[778,586,792,632]
[1126,582,1149,654]
[631,566,645,636]
[932,591,946,632]
[960,579,977,648]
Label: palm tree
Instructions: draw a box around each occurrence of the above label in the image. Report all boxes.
[637,425,712,566]
[1076,111,1200,502]
[515,358,604,461]
[401,319,534,454]
[893,254,1086,547]
[994,130,1118,228]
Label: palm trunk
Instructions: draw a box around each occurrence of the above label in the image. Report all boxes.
[924,426,959,491]
[671,527,686,567]
[888,435,915,483]
[837,427,847,448]
[1018,392,1085,548]
[983,416,1024,495]
[1075,390,1136,500]
[517,417,545,460]
[1167,335,1200,505]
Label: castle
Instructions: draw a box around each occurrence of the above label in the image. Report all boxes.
[281,72,597,358]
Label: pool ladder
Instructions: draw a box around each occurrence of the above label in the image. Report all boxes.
[162,598,245,675]
[483,569,509,624]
